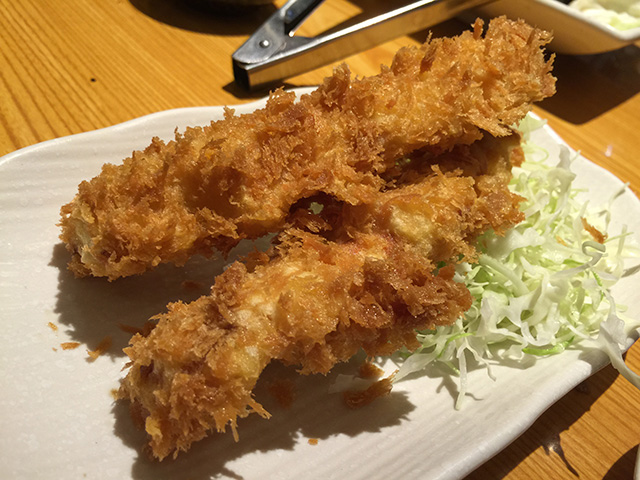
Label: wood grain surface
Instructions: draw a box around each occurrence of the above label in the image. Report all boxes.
[2,1,639,478]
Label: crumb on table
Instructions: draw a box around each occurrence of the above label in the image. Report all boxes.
[87,336,112,360]
[343,373,396,409]
[358,361,384,380]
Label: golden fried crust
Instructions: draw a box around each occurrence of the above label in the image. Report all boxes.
[120,236,469,459]
[118,134,524,460]
[60,17,554,280]
[105,15,551,460]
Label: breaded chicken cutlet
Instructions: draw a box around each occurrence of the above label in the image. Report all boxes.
[118,132,525,460]
[60,17,555,280]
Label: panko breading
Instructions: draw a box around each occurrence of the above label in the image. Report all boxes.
[59,17,554,280]
[118,134,525,460]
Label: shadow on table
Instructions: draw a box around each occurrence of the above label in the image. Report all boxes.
[129,0,277,36]
[603,443,639,480]
[538,45,640,125]
[221,80,312,99]
[464,361,623,479]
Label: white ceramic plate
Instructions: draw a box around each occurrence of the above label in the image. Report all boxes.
[1,92,639,480]
[468,0,640,54]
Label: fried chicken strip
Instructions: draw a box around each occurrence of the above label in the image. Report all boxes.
[118,133,524,460]
[60,17,554,280]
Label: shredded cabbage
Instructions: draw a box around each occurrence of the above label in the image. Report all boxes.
[569,0,640,30]
[394,114,640,407]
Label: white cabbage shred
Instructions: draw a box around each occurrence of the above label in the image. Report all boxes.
[394,114,640,407]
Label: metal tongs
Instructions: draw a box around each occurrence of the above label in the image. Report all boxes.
[232,0,493,90]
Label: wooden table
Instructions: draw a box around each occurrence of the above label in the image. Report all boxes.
[2,1,639,478]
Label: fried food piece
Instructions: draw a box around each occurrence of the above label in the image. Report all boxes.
[118,134,524,460]
[60,17,554,280]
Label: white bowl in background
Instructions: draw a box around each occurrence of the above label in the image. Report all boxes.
[469,0,640,54]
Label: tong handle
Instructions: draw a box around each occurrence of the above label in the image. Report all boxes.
[284,0,324,35]
[232,0,493,90]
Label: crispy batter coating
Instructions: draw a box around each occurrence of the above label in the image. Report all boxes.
[118,133,525,460]
[60,17,554,280]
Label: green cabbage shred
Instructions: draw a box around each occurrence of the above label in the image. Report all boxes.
[393,115,640,407]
